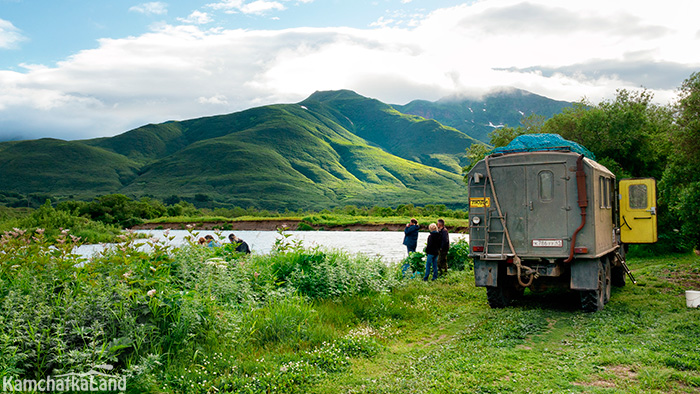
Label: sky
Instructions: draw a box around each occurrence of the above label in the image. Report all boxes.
[0,0,699,141]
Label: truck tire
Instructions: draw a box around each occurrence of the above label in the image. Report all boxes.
[486,286,509,308]
[580,259,605,312]
[611,265,626,287]
[486,270,522,308]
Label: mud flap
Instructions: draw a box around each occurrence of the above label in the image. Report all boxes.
[570,259,599,290]
[475,259,499,287]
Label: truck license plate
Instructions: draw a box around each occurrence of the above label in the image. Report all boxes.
[532,239,563,247]
[470,197,490,208]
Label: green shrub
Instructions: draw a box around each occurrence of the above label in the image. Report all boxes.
[401,251,426,274]
[10,200,121,243]
[0,227,398,391]
[297,222,315,231]
[447,238,472,271]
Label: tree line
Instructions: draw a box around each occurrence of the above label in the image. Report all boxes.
[0,194,468,230]
[465,72,700,252]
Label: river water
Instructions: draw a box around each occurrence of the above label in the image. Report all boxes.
[75,230,469,263]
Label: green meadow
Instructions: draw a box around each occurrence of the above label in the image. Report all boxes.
[1,224,698,393]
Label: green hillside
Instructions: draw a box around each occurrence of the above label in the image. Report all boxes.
[86,122,188,163]
[121,104,467,210]
[0,139,139,196]
[394,88,573,143]
[300,90,480,173]
[0,91,476,210]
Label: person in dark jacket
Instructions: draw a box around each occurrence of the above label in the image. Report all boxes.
[228,233,251,254]
[424,223,441,281]
[402,218,420,255]
[437,218,449,274]
[401,218,420,277]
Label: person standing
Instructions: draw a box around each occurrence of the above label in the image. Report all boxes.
[401,218,420,277]
[437,218,449,275]
[402,218,420,255]
[424,223,441,281]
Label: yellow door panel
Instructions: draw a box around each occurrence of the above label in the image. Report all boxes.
[619,178,657,243]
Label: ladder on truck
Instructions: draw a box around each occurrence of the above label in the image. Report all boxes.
[471,173,510,260]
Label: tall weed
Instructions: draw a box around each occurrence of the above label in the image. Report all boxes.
[0,227,396,392]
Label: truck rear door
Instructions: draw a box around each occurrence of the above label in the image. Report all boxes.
[619,178,657,243]
[526,163,569,255]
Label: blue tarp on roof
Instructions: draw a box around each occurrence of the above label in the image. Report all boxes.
[491,133,596,160]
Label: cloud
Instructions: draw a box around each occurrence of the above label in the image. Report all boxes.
[0,19,27,49]
[129,2,168,15]
[0,0,698,140]
[495,59,698,91]
[369,17,395,28]
[457,1,671,39]
[198,94,229,105]
[206,0,285,15]
[177,11,213,25]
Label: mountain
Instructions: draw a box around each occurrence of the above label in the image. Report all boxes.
[0,139,139,195]
[0,89,572,210]
[393,88,573,143]
[0,91,478,210]
[299,90,478,173]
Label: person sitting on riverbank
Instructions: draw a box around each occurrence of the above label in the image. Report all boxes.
[205,235,221,248]
[198,237,207,246]
[228,233,251,254]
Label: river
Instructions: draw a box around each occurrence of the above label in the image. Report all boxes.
[75,230,469,263]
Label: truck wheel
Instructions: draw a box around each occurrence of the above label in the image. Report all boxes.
[580,259,605,312]
[486,272,522,308]
[487,286,511,308]
[611,265,626,287]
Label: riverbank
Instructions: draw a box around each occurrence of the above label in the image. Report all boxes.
[131,217,470,233]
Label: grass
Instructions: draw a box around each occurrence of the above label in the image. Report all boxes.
[308,254,700,393]
[1,222,698,393]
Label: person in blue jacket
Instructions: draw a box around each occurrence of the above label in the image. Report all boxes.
[204,234,221,248]
[402,218,420,255]
[401,218,420,277]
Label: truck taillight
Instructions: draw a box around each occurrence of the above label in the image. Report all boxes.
[574,247,588,254]
[472,246,484,252]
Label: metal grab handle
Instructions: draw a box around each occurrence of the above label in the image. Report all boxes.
[646,207,657,215]
[621,215,632,230]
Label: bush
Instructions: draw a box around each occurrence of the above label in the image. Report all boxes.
[447,238,473,271]
[401,251,426,275]
[0,227,398,391]
[12,200,121,243]
[297,222,315,231]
